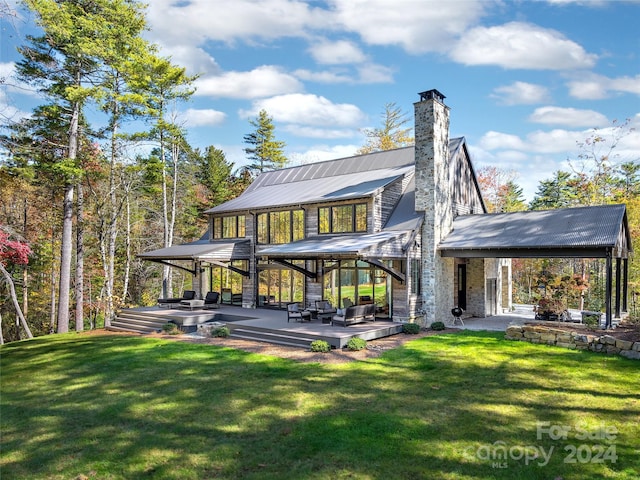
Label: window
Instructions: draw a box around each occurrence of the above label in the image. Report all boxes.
[410,259,422,295]
[213,215,245,239]
[318,203,367,234]
[256,209,305,244]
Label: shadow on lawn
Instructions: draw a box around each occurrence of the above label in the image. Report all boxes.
[1,331,638,479]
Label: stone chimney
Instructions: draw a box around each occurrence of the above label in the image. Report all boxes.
[414,89,453,325]
[414,89,452,242]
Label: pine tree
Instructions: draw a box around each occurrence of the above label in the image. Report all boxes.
[243,110,287,175]
[529,171,579,210]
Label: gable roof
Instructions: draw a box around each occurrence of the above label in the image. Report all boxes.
[439,204,631,258]
[207,139,477,214]
[206,147,415,213]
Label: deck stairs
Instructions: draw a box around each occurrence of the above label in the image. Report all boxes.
[226,323,323,348]
[109,309,168,334]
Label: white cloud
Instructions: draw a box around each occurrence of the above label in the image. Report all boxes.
[294,62,393,85]
[479,131,527,151]
[567,74,640,100]
[157,45,221,77]
[330,0,487,54]
[529,106,609,128]
[491,82,550,105]
[481,128,587,155]
[182,108,227,127]
[240,93,366,128]
[356,63,394,83]
[309,39,367,65]
[283,125,360,139]
[289,144,361,165]
[294,68,353,84]
[145,0,328,45]
[194,65,303,99]
[451,22,597,70]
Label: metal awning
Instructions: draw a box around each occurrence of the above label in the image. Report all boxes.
[259,231,414,282]
[137,239,250,274]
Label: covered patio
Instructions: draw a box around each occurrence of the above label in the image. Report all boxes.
[440,204,632,328]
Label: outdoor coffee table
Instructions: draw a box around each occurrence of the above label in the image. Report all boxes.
[180,299,205,310]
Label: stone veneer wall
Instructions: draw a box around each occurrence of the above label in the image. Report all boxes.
[466,258,485,317]
[414,93,453,325]
[505,324,640,360]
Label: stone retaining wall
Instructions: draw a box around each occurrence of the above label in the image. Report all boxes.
[505,324,640,360]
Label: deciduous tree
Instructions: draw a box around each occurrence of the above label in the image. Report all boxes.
[356,102,413,154]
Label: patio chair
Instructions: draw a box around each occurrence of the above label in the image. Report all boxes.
[315,300,337,315]
[203,291,220,309]
[315,300,337,323]
[287,303,312,323]
[343,298,354,309]
[157,290,196,306]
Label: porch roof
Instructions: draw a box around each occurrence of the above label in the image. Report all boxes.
[259,230,415,259]
[137,239,250,261]
[439,204,631,258]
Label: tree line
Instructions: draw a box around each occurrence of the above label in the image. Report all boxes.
[0,0,285,342]
[1,2,638,342]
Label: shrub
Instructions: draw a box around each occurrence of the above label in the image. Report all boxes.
[212,326,230,338]
[402,323,420,334]
[431,321,446,331]
[583,314,600,331]
[310,340,331,353]
[162,322,181,335]
[346,337,367,351]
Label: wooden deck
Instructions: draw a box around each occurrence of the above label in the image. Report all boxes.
[112,305,404,349]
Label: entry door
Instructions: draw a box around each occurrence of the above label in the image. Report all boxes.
[457,264,467,310]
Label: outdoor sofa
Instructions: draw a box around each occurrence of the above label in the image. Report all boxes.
[332,304,376,327]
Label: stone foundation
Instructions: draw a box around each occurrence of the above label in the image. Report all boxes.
[505,324,640,360]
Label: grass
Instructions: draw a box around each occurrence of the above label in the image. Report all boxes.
[1,330,638,479]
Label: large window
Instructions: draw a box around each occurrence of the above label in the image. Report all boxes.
[322,259,389,317]
[318,203,367,234]
[213,215,245,239]
[258,260,306,308]
[257,209,304,244]
[208,260,247,305]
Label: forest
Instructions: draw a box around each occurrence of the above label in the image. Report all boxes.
[1,1,639,343]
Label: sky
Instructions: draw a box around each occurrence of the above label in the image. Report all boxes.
[1,0,640,202]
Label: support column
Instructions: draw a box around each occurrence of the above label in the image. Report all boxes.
[623,258,629,312]
[615,257,621,318]
[606,253,612,328]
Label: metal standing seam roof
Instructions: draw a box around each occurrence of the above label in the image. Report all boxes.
[258,230,415,258]
[439,204,630,257]
[206,142,462,214]
[136,239,250,261]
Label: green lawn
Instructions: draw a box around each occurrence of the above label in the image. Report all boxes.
[1,331,638,479]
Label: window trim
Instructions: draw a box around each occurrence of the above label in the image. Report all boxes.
[256,209,305,244]
[318,203,368,234]
[213,214,246,239]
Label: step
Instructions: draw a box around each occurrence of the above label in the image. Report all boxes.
[229,327,318,348]
[107,324,156,334]
[113,316,167,329]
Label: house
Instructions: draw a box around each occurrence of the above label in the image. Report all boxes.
[139,89,631,327]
